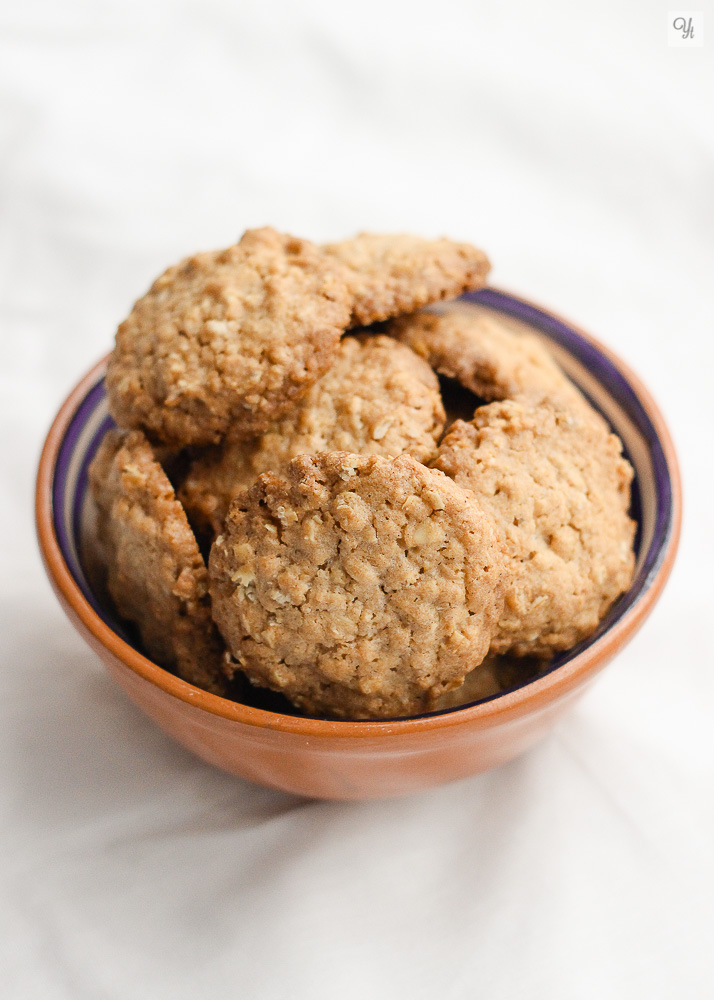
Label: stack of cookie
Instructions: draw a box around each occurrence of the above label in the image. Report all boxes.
[90,228,635,719]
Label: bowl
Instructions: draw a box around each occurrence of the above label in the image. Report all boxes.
[35,288,681,800]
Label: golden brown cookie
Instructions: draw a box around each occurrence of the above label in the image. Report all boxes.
[323,233,490,327]
[106,227,352,447]
[432,399,636,657]
[89,429,227,694]
[388,305,594,417]
[179,334,446,538]
[209,452,507,719]
[432,651,546,710]
[432,654,502,710]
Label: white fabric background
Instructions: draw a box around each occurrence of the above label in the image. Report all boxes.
[1,1,713,997]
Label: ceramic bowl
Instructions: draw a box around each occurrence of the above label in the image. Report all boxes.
[36,289,681,800]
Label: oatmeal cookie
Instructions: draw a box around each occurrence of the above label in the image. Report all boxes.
[432,399,636,657]
[323,233,490,327]
[106,227,352,447]
[432,651,545,710]
[179,334,446,537]
[209,452,507,719]
[432,654,502,710]
[89,429,227,694]
[388,306,594,418]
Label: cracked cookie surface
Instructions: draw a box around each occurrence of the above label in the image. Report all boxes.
[209,452,506,719]
[89,429,227,694]
[433,399,636,657]
[179,334,445,537]
[388,305,595,418]
[323,233,490,327]
[106,227,352,447]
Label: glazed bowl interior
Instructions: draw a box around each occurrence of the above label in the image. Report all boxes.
[46,288,677,725]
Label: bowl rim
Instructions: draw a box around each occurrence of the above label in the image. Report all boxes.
[36,288,681,739]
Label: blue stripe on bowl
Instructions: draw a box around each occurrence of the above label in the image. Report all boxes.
[53,380,106,598]
[52,386,130,636]
[51,290,676,717]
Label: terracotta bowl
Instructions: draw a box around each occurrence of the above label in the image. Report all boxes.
[36,289,681,800]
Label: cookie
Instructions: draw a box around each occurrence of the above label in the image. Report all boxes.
[432,399,636,657]
[432,654,502,710]
[106,227,352,447]
[179,334,446,537]
[432,651,545,711]
[89,429,227,694]
[209,452,507,719]
[388,305,594,418]
[322,233,490,327]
